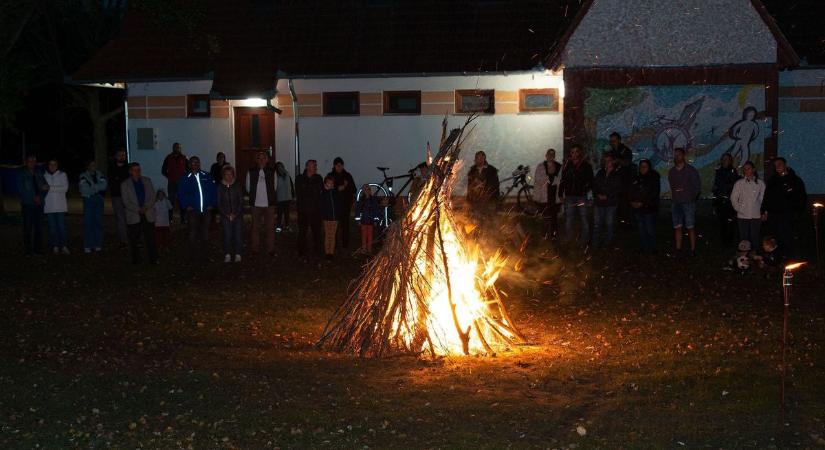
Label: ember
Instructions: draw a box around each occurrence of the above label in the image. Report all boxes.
[319,117,526,357]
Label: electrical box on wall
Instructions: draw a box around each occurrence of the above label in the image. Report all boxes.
[136,128,157,150]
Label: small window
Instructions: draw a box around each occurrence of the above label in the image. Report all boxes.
[323,92,360,116]
[384,91,421,115]
[519,89,559,112]
[455,90,495,114]
[187,94,211,117]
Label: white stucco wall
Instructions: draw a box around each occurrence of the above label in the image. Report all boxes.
[125,73,565,195]
[126,81,234,187]
[274,72,564,194]
[561,0,777,68]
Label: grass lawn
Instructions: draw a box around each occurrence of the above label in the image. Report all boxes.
[1,203,823,449]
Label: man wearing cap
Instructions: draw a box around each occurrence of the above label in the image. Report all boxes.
[327,157,356,249]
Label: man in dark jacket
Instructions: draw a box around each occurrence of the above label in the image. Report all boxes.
[608,133,635,229]
[467,151,500,221]
[161,142,188,223]
[246,151,278,255]
[17,154,48,256]
[178,156,218,260]
[630,159,661,254]
[712,153,740,247]
[327,157,356,249]
[559,145,594,246]
[762,157,807,259]
[592,154,622,249]
[108,148,130,246]
[296,159,324,256]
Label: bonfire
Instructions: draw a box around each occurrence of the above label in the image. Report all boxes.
[319,117,526,357]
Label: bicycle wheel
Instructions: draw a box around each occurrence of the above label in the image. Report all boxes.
[357,183,392,228]
[516,184,536,214]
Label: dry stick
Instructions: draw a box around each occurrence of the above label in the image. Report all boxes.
[435,204,472,355]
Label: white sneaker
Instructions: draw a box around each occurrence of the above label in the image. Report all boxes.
[84,248,92,254]
[61,247,70,255]
[234,254,242,263]
[224,254,231,263]
[52,247,59,254]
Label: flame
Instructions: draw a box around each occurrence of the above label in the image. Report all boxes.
[387,171,519,356]
[784,262,806,271]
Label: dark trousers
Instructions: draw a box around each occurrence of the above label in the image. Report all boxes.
[187,210,212,258]
[222,216,243,256]
[128,215,157,264]
[167,180,181,222]
[540,202,559,238]
[737,218,762,249]
[715,202,737,246]
[634,210,657,253]
[337,203,352,248]
[768,211,796,259]
[297,209,322,255]
[276,200,290,229]
[22,204,43,255]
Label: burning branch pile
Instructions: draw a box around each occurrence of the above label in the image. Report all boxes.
[319,118,526,357]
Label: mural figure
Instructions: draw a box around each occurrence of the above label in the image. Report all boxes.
[650,97,704,166]
[726,106,759,164]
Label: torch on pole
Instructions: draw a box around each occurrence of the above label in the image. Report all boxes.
[780,262,805,427]
[813,203,823,276]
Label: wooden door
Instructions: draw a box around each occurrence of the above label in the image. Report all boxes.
[234,107,276,186]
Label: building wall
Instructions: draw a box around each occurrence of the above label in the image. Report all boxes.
[273,72,564,194]
[778,68,825,194]
[124,73,566,196]
[561,0,776,68]
[126,80,235,186]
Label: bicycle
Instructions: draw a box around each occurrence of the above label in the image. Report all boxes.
[498,164,535,213]
[356,166,417,228]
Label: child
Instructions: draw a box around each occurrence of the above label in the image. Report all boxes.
[355,184,380,255]
[154,189,172,251]
[218,166,244,263]
[753,235,780,271]
[727,240,753,274]
[320,175,338,259]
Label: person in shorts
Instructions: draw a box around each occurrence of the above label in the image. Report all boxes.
[668,148,701,256]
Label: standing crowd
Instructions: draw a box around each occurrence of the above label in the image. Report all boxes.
[16,143,380,264]
[16,134,811,269]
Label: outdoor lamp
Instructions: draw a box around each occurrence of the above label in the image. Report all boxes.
[780,262,806,425]
[813,203,823,275]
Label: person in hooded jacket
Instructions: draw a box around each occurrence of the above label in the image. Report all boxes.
[629,159,661,254]
[275,161,295,232]
[532,148,562,240]
[761,157,807,259]
[712,153,740,247]
[730,160,765,250]
[43,158,70,254]
[79,159,108,253]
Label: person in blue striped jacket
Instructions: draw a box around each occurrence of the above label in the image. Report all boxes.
[178,156,217,260]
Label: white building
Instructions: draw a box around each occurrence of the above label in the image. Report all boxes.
[74,0,822,194]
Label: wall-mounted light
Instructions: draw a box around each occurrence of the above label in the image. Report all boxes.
[243,98,268,107]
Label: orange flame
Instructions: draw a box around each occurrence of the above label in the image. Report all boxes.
[784,262,806,271]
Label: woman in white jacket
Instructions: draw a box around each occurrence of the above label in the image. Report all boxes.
[43,159,69,254]
[532,148,563,239]
[730,160,765,248]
